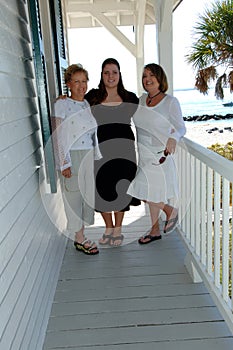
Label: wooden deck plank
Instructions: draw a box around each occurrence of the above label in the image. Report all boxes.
[44,322,232,348]
[47,306,223,331]
[43,338,233,350]
[43,204,233,349]
[48,293,215,317]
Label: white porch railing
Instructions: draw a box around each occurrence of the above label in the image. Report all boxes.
[177,137,233,333]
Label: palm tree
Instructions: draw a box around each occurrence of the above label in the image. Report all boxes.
[186,0,233,99]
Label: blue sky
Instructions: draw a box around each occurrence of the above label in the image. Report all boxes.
[68,0,211,91]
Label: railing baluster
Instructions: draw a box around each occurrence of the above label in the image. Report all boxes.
[195,159,201,256]
[206,167,213,276]
[201,163,207,265]
[186,151,191,239]
[190,155,195,247]
[181,147,187,232]
[231,188,233,312]
[222,178,230,301]
[214,172,221,288]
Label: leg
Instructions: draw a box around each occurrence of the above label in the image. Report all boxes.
[114,211,124,231]
[110,211,125,246]
[146,202,178,233]
[149,202,161,235]
[98,212,114,244]
[75,226,85,243]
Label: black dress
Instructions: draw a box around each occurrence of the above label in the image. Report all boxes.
[85,89,141,212]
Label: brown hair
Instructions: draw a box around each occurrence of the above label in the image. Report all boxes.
[64,64,89,84]
[94,58,129,104]
[143,63,168,92]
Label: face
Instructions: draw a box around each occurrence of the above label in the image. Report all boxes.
[102,63,120,89]
[142,68,160,94]
[67,72,88,100]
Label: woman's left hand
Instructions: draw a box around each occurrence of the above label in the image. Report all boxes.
[166,138,177,154]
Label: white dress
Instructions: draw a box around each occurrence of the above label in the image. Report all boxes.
[127,93,186,204]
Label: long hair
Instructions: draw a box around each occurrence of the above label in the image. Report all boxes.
[143,63,168,93]
[94,58,129,103]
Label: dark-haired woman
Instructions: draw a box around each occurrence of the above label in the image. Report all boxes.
[86,58,140,246]
[127,63,186,244]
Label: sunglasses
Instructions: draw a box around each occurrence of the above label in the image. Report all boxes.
[152,149,169,166]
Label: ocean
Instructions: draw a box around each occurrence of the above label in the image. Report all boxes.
[173,88,233,146]
[174,87,233,117]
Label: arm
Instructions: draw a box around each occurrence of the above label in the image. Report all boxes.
[168,97,186,142]
[52,100,72,173]
[52,116,72,172]
[166,97,186,154]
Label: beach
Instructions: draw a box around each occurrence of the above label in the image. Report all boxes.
[184,119,233,147]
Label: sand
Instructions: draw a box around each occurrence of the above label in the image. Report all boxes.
[185,119,233,147]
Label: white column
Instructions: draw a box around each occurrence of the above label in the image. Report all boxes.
[154,0,174,94]
[135,0,146,96]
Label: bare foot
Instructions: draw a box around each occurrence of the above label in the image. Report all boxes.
[110,227,124,246]
[99,228,113,245]
[164,208,178,233]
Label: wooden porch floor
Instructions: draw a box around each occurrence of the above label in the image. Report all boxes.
[43,204,233,350]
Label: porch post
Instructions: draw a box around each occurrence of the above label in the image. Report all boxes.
[135,0,146,96]
[154,0,174,94]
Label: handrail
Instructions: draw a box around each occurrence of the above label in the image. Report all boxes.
[177,137,233,334]
[182,137,233,182]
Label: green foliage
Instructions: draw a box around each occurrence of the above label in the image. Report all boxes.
[208,141,233,160]
[186,0,233,98]
[208,141,233,206]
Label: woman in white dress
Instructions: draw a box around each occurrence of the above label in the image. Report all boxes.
[127,63,186,244]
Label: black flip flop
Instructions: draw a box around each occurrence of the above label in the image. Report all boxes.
[138,234,162,244]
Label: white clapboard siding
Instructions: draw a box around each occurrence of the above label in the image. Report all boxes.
[0,1,66,350]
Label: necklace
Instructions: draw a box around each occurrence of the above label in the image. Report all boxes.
[147,91,161,105]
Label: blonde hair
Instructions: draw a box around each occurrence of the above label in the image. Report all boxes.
[64,64,89,84]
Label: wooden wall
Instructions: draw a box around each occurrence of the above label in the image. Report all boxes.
[0,1,67,349]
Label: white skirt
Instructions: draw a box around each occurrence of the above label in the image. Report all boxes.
[127,144,179,204]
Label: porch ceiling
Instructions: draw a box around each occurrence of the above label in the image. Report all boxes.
[65,0,183,29]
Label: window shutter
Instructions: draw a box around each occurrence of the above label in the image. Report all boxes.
[28,0,57,192]
[49,0,68,95]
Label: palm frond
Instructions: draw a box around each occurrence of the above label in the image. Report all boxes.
[195,66,217,94]
[215,74,227,99]
[186,0,233,98]
[229,70,233,92]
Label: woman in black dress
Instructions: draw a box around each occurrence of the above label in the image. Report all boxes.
[85,58,140,246]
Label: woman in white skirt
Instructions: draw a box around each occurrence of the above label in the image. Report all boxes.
[127,63,186,244]
[53,64,102,255]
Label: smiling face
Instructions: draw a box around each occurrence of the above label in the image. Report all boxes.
[66,71,88,101]
[102,63,120,89]
[142,68,160,95]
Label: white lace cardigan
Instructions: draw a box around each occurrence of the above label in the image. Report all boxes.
[52,98,102,171]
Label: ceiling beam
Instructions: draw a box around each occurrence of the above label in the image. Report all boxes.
[66,1,135,14]
[90,10,136,56]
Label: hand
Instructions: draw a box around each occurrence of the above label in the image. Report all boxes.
[62,167,72,178]
[166,138,177,154]
[56,94,67,101]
